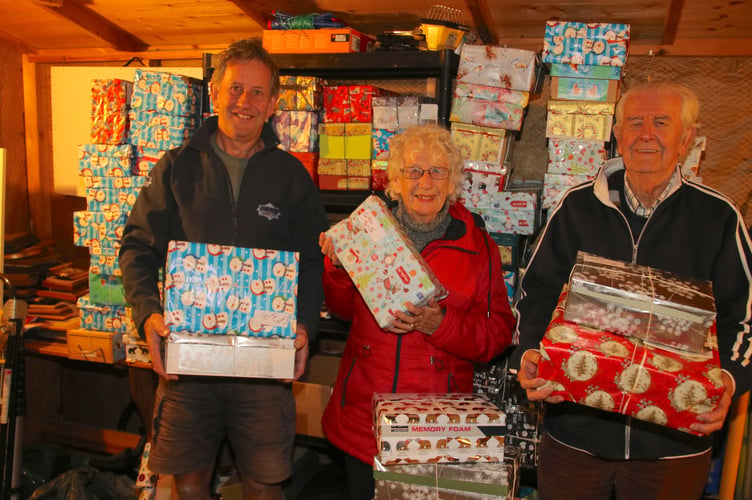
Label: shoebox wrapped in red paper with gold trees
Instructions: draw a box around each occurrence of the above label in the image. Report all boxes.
[537,285,725,435]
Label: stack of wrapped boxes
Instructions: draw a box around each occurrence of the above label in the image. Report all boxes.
[541,20,630,215]
[449,44,541,303]
[370,95,439,190]
[372,393,521,499]
[317,84,387,190]
[538,252,724,434]
[71,78,142,363]
[272,75,324,183]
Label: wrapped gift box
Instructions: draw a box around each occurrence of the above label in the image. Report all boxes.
[325,195,446,328]
[77,294,135,334]
[318,174,370,191]
[460,161,509,208]
[373,455,517,499]
[374,393,507,465]
[474,208,536,236]
[89,272,127,306]
[128,110,200,150]
[373,96,398,130]
[125,332,151,366]
[131,69,203,116]
[547,139,606,175]
[73,209,128,251]
[451,123,509,163]
[290,151,319,183]
[277,75,323,111]
[546,100,615,141]
[165,332,294,379]
[133,146,165,176]
[347,159,372,177]
[372,128,395,160]
[163,240,298,338]
[272,110,319,152]
[318,158,347,176]
[345,123,372,159]
[323,85,390,123]
[319,123,345,158]
[563,252,716,353]
[67,328,125,364]
[85,184,140,213]
[454,82,530,107]
[90,78,132,144]
[550,63,622,80]
[538,290,724,434]
[550,77,620,102]
[542,172,594,210]
[457,46,539,92]
[372,160,389,191]
[78,144,134,177]
[397,95,420,129]
[89,247,121,277]
[543,20,631,66]
[450,99,525,131]
[81,174,149,192]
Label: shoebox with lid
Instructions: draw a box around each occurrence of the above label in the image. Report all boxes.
[162,240,298,379]
[262,27,375,54]
[67,327,125,364]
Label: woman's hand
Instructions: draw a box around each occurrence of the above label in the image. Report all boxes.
[318,232,342,267]
[389,298,445,335]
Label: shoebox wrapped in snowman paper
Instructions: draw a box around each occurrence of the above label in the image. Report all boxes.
[564,252,716,354]
[373,393,506,465]
[325,195,447,329]
[538,287,724,435]
[373,445,521,499]
[163,240,297,379]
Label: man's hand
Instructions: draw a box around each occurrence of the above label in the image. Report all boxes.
[144,312,178,381]
[291,323,309,381]
[517,349,564,403]
[691,372,734,435]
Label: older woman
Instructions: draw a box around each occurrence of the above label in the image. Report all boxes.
[318,124,515,499]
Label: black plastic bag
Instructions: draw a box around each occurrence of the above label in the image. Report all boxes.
[28,466,137,500]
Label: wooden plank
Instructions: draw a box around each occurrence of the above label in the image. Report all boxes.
[22,55,52,240]
[37,420,142,455]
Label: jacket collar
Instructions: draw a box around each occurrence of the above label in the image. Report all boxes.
[593,157,684,210]
[186,115,281,153]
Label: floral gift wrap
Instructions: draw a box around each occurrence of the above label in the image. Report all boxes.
[163,240,299,338]
[564,252,716,354]
[326,195,447,329]
[539,289,724,434]
[373,449,519,500]
[373,393,507,465]
[547,139,606,175]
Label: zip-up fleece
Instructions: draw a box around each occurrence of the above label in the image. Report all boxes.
[321,202,516,465]
[119,115,329,338]
[512,158,752,460]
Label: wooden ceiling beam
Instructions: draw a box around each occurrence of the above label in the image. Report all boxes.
[225,0,272,28]
[662,0,685,45]
[463,0,497,44]
[36,0,148,52]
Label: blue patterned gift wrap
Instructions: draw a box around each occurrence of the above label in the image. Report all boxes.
[543,20,630,66]
[77,294,135,334]
[163,240,299,337]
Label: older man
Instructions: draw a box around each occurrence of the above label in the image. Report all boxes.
[119,38,328,500]
[513,81,752,499]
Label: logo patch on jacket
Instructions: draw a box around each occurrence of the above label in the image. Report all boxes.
[257,203,281,220]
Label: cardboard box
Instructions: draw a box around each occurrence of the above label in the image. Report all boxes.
[373,456,517,499]
[292,354,340,438]
[325,195,446,328]
[546,100,615,141]
[374,393,507,465]
[550,76,620,102]
[163,240,299,338]
[564,252,716,353]
[457,45,539,92]
[538,290,724,434]
[67,328,125,364]
[165,332,295,379]
[262,28,375,54]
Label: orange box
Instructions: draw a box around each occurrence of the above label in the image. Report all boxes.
[290,151,319,184]
[263,28,375,54]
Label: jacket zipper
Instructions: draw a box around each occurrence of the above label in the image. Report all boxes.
[340,344,371,407]
[391,336,403,392]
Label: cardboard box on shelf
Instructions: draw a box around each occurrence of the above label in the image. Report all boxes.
[67,328,125,364]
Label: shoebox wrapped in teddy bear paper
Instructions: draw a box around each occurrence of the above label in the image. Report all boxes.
[163,240,298,379]
[538,288,725,435]
[325,195,447,329]
[373,393,506,465]
[373,445,520,499]
[564,252,716,354]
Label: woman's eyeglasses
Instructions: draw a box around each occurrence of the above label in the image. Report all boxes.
[400,167,450,180]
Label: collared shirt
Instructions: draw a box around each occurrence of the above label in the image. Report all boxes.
[623,168,682,218]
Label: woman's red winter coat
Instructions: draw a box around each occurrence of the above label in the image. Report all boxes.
[320,202,516,465]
